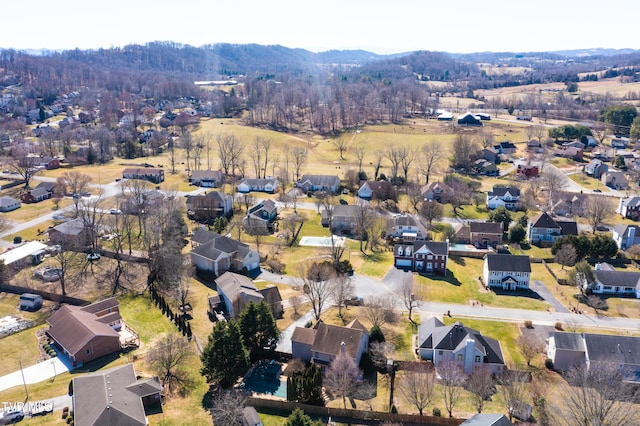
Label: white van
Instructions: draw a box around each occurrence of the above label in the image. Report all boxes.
[0,408,24,424]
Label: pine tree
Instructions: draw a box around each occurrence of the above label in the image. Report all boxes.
[238,301,280,362]
[200,320,250,388]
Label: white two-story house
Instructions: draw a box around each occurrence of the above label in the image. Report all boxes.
[486,186,521,210]
[483,254,531,291]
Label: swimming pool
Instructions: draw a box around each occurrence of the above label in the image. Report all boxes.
[241,361,287,399]
[299,236,345,247]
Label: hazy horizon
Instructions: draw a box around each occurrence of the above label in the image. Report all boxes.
[3,0,637,55]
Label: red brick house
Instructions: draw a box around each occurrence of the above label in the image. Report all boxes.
[394,240,449,275]
[122,167,165,184]
[517,164,539,178]
[46,297,132,366]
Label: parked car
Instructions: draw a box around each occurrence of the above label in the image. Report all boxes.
[87,253,101,262]
[0,408,24,423]
[345,297,364,306]
[109,208,122,214]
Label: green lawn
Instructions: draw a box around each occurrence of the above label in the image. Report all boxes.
[118,293,182,345]
[416,257,549,311]
[568,173,609,191]
[351,250,393,277]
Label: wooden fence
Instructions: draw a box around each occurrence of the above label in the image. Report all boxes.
[0,283,89,305]
[247,397,465,425]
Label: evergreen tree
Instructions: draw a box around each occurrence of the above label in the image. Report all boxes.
[201,320,250,388]
[238,301,280,362]
[284,408,324,426]
[369,324,386,343]
[287,364,323,405]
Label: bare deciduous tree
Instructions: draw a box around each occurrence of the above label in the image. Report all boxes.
[291,146,308,182]
[465,364,495,413]
[420,141,442,184]
[210,389,249,426]
[541,168,568,210]
[354,147,365,173]
[7,144,41,188]
[554,361,640,426]
[147,334,195,395]
[585,195,613,234]
[420,200,443,228]
[324,352,361,409]
[498,369,529,422]
[281,212,305,247]
[398,366,436,415]
[438,360,467,418]
[217,133,244,176]
[401,272,420,324]
[333,135,349,160]
[298,261,334,320]
[363,295,396,329]
[331,273,354,320]
[517,333,544,366]
[555,244,578,270]
[369,341,396,371]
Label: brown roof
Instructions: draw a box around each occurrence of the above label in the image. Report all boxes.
[346,318,368,332]
[80,296,119,315]
[123,167,162,175]
[291,327,317,345]
[470,221,503,234]
[311,322,366,359]
[47,303,120,357]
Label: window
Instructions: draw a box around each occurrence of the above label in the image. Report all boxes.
[86,349,91,355]
[438,351,443,356]
[457,354,463,361]
[475,355,481,362]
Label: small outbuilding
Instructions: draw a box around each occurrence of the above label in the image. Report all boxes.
[19,293,43,311]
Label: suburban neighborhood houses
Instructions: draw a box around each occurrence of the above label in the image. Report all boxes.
[5,40,640,426]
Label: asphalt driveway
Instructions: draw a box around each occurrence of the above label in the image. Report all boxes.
[529,280,571,313]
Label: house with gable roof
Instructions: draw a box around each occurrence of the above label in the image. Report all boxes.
[417,317,505,374]
[601,170,628,189]
[617,196,640,220]
[386,214,428,242]
[486,186,520,210]
[548,331,640,382]
[244,199,278,233]
[394,240,448,275]
[483,254,531,291]
[527,212,577,245]
[469,221,503,248]
[190,229,260,275]
[421,181,452,202]
[122,167,164,184]
[291,319,369,366]
[237,177,279,194]
[186,191,233,222]
[72,363,163,426]
[46,297,136,366]
[357,180,394,200]
[0,196,20,212]
[586,267,640,298]
[215,271,282,318]
[612,224,640,250]
[189,170,224,188]
[295,174,340,194]
[48,217,92,247]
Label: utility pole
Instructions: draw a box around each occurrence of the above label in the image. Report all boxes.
[19,360,28,401]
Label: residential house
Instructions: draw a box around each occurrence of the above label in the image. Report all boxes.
[421,181,452,202]
[553,192,587,217]
[526,140,543,152]
[417,317,505,374]
[469,222,503,248]
[617,197,640,220]
[186,191,233,222]
[237,177,279,194]
[189,170,224,188]
[592,146,615,161]
[72,363,162,426]
[122,167,164,184]
[612,224,640,250]
[386,214,428,242]
[321,205,359,235]
[602,170,629,189]
[461,414,512,426]
[21,187,52,204]
[190,229,260,275]
[486,186,520,210]
[563,140,586,150]
[215,271,282,318]
[295,175,340,194]
[478,147,498,163]
[474,113,491,121]
[548,331,640,381]
[47,297,131,366]
[357,180,394,200]
[244,199,278,233]
[554,147,583,161]
[457,112,483,126]
[584,159,608,178]
[586,268,640,299]
[483,254,531,290]
[612,137,630,149]
[527,212,578,245]
[473,159,498,176]
[31,156,60,170]
[517,164,539,178]
[494,141,517,155]
[0,241,47,269]
[394,240,449,275]
[453,223,471,244]
[47,218,92,247]
[291,319,369,366]
[436,111,454,121]
[0,196,20,212]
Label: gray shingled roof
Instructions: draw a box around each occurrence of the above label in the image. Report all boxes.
[470,221,503,234]
[485,254,531,273]
[529,212,560,229]
[551,332,585,352]
[594,270,640,289]
[584,333,640,365]
[487,186,520,197]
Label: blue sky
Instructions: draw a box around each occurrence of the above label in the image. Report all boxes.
[3,0,636,54]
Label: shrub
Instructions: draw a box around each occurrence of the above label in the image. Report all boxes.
[432,407,442,417]
[265,259,286,274]
[524,320,533,329]
[304,320,313,328]
[545,358,554,370]
[555,322,563,330]
[13,236,21,244]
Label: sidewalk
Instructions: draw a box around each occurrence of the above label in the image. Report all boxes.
[0,352,73,393]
